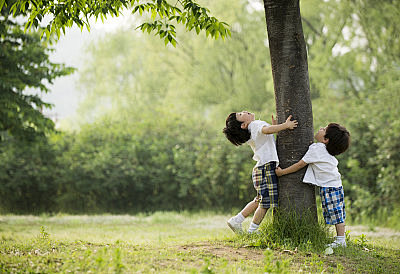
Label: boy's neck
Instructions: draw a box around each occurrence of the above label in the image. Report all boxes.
[246,119,256,129]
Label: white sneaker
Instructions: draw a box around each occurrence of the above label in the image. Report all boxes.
[327,241,347,248]
[227,217,243,234]
[248,229,261,235]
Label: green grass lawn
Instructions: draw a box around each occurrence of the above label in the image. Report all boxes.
[1,212,399,273]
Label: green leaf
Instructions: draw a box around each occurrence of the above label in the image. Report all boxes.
[171,38,177,47]
[214,30,219,40]
[159,30,166,38]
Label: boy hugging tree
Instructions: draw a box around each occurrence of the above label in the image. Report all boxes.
[223,111,297,234]
[276,123,350,247]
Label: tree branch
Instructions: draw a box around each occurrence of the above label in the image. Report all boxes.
[302,17,321,37]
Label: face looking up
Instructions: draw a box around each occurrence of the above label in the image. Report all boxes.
[315,126,328,143]
[236,111,255,129]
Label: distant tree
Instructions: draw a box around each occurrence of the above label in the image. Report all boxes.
[75,1,273,122]
[0,5,74,141]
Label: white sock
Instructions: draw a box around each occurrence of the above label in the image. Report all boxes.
[248,222,259,233]
[235,213,245,223]
[336,236,345,243]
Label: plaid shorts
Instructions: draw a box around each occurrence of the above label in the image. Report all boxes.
[319,186,346,225]
[252,162,278,209]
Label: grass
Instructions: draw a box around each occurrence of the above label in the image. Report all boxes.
[0,212,399,273]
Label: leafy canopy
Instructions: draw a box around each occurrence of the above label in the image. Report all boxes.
[0,0,231,46]
[0,5,74,141]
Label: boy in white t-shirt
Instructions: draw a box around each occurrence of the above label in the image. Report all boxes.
[223,111,298,234]
[275,123,350,247]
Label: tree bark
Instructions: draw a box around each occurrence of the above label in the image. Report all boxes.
[263,0,317,218]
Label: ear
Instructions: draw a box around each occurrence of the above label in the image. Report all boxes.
[322,137,329,144]
[241,122,248,129]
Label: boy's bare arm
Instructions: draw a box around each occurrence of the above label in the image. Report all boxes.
[275,160,307,177]
[262,115,298,134]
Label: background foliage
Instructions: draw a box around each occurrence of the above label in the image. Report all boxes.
[0,0,399,228]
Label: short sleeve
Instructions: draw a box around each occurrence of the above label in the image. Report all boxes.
[249,120,269,139]
[302,143,319,164]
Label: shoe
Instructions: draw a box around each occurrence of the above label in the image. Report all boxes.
[227,217,243,234]
[248,229,261,235]
[327,241,347,248]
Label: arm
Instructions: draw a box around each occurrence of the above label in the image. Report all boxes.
[262,115,298,134]
[275,160,307,177]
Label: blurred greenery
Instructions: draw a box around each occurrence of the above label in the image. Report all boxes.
[0,0,399,228]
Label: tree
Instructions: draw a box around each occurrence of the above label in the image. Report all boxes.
[0,5,74,141]
[263,0,316,217]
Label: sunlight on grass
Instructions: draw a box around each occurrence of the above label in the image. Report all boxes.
[0,212,232,245]
[1,212,399,273]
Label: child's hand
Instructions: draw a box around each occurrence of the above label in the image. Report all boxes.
[271,114,277,125]
[285,115,298,129]
[275,167,284,177]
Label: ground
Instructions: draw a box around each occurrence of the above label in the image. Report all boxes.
[0,213,399,273]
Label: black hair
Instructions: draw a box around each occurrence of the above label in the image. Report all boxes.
[222,112,251,146]
[325,123,350,156]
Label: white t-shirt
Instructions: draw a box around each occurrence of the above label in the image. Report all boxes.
[246,120,279,167]
[302,143,342,187]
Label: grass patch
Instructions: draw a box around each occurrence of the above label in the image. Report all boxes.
[235,210,332,252]
[0,212,399,273]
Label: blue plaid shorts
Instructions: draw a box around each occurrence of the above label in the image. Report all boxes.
[252,162,278,209]
[319,186,346,225]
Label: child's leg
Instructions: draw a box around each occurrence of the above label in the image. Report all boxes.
[248,206,268,233]
[240,198,258,217]
[247,162,278,233]
[329,222,346,247]
[320,186,347,247]
[227,198,258,233]
[252,206,267,225]
[335,222,345,237]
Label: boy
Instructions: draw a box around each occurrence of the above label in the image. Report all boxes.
[223,111,298,234]
[275,123,350,247]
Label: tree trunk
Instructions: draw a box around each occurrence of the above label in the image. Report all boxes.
[263,0,317,218]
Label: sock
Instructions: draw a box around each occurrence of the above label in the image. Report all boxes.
[235,213,245,223]
[336,236,345,243]
[248,222,259,233]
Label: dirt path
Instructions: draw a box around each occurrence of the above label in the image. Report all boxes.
[179,242,265,262]
[347,225,400,238]
[177,225,400,263]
